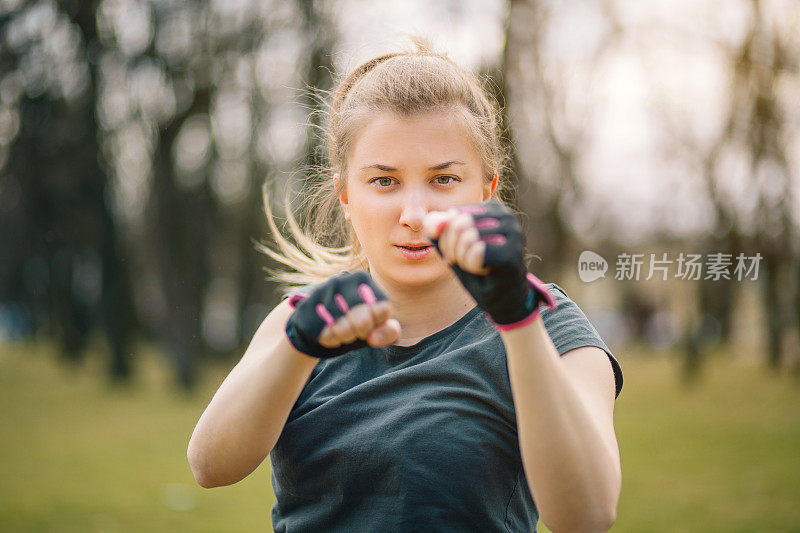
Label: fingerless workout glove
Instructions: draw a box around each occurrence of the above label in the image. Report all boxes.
[284,270,388,358]
[429,200,557,330]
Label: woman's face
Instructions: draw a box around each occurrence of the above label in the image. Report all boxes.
[338,109,495,288]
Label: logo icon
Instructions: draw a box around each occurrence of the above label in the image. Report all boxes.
[578,251,608,283]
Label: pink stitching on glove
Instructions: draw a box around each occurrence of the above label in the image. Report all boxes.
[315,303,335,327]
[334,293,350,313]
[475,217,501,230]
[481,234,507,245]
[358,283,377,305]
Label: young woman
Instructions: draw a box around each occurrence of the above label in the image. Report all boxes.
[188,39,624,532]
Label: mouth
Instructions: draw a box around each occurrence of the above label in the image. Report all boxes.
[396,245,431,251]
[394,244,433,259]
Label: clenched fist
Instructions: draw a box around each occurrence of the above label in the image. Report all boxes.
[285,270,401,358]
[423,200,557,330]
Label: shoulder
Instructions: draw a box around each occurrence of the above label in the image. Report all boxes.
[539,282,589,323]
[539,282,624,400]
[544,282,570,302]
[538,282,584,329]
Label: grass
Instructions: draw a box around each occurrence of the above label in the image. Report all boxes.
[611,346,800,532]
[1,340,799,532]
[0,340,272,532]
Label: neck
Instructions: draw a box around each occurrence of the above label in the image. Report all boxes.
[369,268,478,347]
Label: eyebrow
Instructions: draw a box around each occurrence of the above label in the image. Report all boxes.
[359,160,466,172]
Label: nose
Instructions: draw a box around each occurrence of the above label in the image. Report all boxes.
[398,189,427,232]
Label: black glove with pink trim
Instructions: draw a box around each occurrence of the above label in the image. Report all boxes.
[429,200,557,330]
[284,270,388,358]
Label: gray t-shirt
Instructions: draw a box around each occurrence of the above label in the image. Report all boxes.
[270,282,623,532]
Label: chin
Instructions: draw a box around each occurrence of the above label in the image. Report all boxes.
[378,261,452,288]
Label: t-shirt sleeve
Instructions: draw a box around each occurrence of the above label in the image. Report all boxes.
[540,283,623,400]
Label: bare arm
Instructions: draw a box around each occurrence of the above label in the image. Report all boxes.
[500,318,621,532]
[187,290,399,489]
[187,298,320,488]
[422,205,620,531]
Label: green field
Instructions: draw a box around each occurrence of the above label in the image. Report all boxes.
[1,341,798,532]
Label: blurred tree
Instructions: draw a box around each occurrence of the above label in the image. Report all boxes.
[298,0,336,174]
[503,0,799,382]
[502,0,570,283]
[72,0,137,381]
[91,0,338,390]
[660,0,799,376]
[1,0,339,391]
[5,0,796,390]
[0,0,137,380]
[501,0,624,283]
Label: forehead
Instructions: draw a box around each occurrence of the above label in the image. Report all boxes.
[348,110,480,170]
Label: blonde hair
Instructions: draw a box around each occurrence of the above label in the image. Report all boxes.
[258,36,514,297]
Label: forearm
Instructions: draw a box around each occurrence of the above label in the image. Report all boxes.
[187,335,319,488]
[500,318,620,532]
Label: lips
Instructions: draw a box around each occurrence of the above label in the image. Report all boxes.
[394,243,433,260]
[396,243,431,248]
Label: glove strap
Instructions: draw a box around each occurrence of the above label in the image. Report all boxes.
[487,273,558,331]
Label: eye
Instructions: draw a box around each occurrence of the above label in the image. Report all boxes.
[369,177,394,187]
[434,175,460,185]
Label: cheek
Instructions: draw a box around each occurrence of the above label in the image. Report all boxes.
[352,218,400,261]
[350,193,397,225]
[350,206,390,244]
